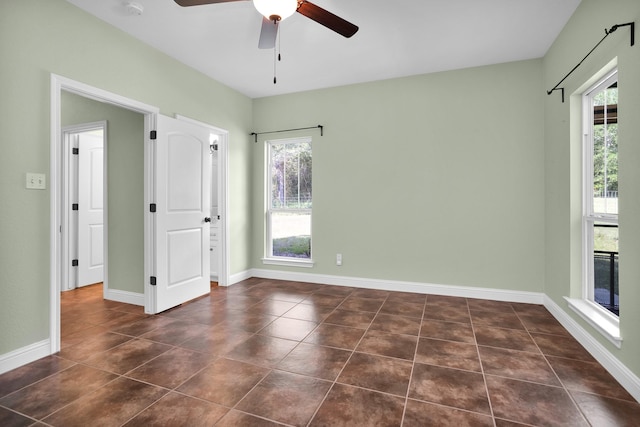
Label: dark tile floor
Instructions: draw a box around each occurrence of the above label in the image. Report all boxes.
[1,278,639,426]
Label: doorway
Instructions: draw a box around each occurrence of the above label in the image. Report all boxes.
[50,74,230,354]
[61,123,106,291]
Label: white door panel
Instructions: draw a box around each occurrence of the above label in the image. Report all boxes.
[168,136,204,211]
[78,133,104,287]
[168,229,203,286]
[152,115,210,313]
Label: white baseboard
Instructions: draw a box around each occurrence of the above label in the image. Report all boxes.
[104,288,144,306]
[544,296,640,402]
[0,339,51,375]
[250,269,544,304]
[227,269,253,287]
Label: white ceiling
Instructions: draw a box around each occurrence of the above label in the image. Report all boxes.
[66,0,581,99]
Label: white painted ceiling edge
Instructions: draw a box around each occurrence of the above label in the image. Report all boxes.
[66,0,582,99]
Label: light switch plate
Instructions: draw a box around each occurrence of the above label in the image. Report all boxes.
[26,173,46,189]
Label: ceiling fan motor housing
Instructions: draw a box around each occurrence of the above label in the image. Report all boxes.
[253,0,298,22]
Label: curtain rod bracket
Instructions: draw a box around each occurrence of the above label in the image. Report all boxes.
[547,21,634,103]
[251,125,323,143]
[547,87,565,103]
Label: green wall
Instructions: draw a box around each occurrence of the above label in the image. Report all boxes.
[543,0,640,376]
[0,0,253,355]
[253,60,545,292]
[62,92,145,294]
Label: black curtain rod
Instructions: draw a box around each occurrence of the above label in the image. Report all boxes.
[547,22,635,103]
[250,125,323,142]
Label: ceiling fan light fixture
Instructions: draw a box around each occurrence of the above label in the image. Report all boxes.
[253,0,298,22]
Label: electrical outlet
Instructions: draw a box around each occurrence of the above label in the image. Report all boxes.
[26,173,46,190]
[336,253,342,266]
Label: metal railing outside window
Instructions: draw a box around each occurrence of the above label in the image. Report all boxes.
[593,224,619,315]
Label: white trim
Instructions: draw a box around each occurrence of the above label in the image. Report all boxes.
[51,73,159,354]
[249,269,544,304]
[262,258,315,268]
[565,297,621,347]
[228,269,253,286]
[0,340,51,375]
[174,114,230,287]
[104,289,145,306]
[578,67,620,334]
[546,296,639,402]
[144,113,157,314]
[265,137,313,261]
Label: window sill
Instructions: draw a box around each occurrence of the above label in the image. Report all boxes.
[262,257,315,268]
[564,297,622,348]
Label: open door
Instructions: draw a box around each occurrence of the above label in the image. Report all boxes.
[150,115,211,313]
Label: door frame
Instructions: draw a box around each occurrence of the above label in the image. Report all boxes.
[50,74,158,353]
[61,121,107,292]
[51,74,231,352]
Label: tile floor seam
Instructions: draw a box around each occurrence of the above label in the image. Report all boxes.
[117,390,170,427]
[404,396,499,421]
[468,299,498,426]
[0,402,42,424]
[476,342,543,355]
[483,372,567,389]
[156,354,221,392]
[0,359,79,401]
[228,409,295,426]
[400,296,427,426]
[37,374,124,424]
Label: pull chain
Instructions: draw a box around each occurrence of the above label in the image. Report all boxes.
[273,22,282,84]
[273,46,277,84]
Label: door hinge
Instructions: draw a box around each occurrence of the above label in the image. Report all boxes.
[72,147,79,155]
[72,203,79,211]
[150,203,156,213]
[150,276,156,286]
[150,130,157,140]
[72,259,78,267]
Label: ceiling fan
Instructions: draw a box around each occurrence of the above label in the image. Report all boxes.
[174,0,359,49]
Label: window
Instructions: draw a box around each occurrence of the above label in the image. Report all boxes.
[264,138,313,266]
[583,70,619,317]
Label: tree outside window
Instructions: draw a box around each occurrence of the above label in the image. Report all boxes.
[267,138,312,260]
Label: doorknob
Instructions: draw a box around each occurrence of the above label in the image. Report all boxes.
[204,217,211,223]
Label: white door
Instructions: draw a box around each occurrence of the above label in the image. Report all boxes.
[77,132,104,287]
[152,115,211,313]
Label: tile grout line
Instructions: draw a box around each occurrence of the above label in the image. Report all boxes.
[469,299,498,427]
[399,293,427,426]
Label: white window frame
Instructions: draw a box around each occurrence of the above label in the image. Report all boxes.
[567,68,621,347]
[263,137,314,268]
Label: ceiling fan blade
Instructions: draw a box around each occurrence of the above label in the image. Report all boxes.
[296,1,358,38]
[174,0,246,7]
[258,17,278,49]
